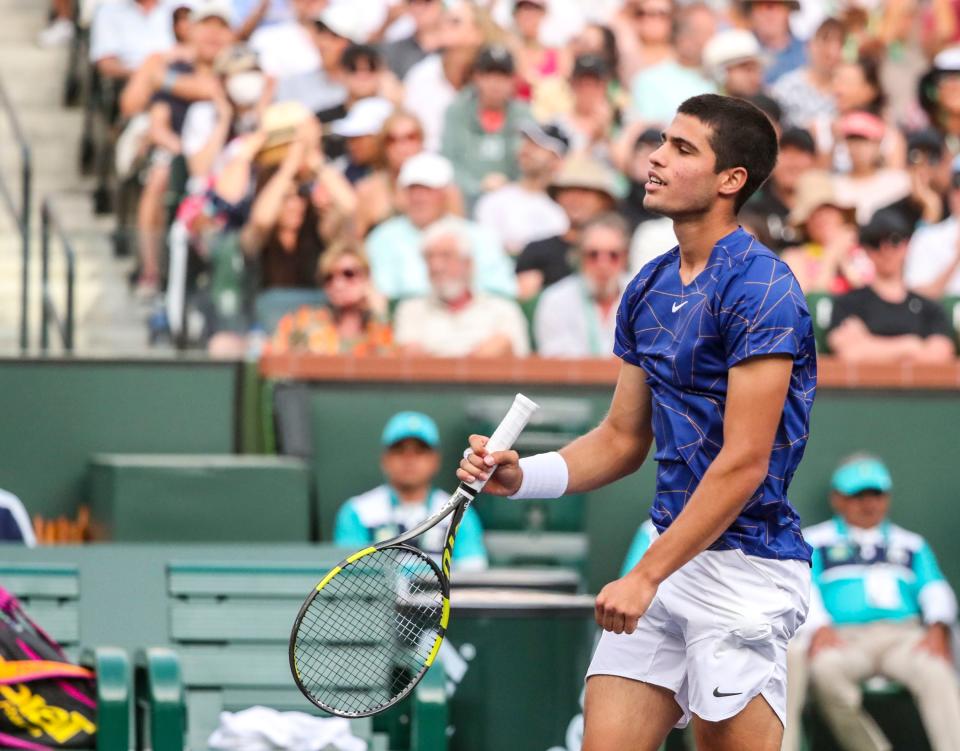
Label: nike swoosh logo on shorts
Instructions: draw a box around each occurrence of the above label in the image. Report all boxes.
[713,687,742,698]
[671,301,687,313]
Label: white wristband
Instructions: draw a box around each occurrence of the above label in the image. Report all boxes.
[508,452,569,500]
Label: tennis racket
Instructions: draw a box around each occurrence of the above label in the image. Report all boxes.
[289,393,540,717]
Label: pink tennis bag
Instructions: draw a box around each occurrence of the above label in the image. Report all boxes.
[0,586,97,749]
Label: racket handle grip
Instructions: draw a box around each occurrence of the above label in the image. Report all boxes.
[467,393,539,492]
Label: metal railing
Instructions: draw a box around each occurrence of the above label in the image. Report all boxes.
[0,78,32,351]
[40,198,76,352]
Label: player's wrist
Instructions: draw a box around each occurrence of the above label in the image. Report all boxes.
[507,452,569,500]
[628,560,666,587]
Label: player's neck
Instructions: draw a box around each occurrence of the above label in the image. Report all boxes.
[673,211,739,285]
[393,484,430,503]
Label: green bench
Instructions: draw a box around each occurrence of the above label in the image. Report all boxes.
[88,455,311,542]
[0,564,130,751]
[135,561,448,751]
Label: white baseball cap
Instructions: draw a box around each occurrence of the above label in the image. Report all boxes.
[935,45,960,73]
[190,0,233,24]
[331,98,394,138]
[315,4,367,44]
[398,153,454,189]
[703,29,762,74]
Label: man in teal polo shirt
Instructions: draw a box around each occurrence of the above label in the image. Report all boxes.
[783,454,960,751]
[333,411,488,571]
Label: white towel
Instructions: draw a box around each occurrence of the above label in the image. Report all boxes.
[208,706,367,751]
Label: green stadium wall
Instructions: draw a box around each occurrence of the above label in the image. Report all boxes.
[301,383,960,592]
[1,358,958,596]
[0,358,238,518]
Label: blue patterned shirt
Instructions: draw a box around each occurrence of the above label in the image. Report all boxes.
[614,227,816,562]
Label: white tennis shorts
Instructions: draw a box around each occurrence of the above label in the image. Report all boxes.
[586,546,810,728]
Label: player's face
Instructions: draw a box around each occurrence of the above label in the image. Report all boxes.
[382,439,441,492]
[833,490,890,529]
[643,114,725,218]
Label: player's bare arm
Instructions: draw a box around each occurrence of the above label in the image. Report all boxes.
[595,354,795,634]
[455,359,654,494]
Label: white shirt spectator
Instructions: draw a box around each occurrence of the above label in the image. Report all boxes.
[247,20,347,113]
[248,22,319,78]
[403,54,456,152]
[534,274,625,357]
[906,217,960,296]
[231,0,292,27]
[181,101,219,158]
[771,68,836,128]
[630,217,677,274]
[394,293,531,356]
[89,0,177,69]
[473,184,569,256]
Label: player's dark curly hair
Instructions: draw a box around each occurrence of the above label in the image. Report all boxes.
[676,94,779,213]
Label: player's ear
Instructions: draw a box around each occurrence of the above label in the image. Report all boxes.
[717,166,748,200]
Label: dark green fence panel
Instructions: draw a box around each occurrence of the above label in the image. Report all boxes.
[0,359,239,519]
[299,383,960,593]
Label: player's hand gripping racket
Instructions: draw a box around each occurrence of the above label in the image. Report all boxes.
[289,393,539,717]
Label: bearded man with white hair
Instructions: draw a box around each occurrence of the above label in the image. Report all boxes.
[394,218,531,357]
[534,213,631,357]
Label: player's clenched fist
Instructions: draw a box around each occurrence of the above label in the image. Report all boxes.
[456,434,522,496]
[594,572,659,634]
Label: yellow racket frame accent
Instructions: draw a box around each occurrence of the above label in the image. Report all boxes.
[314,547,377,591]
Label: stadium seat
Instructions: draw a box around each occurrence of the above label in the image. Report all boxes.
[0,564,131,751]
[134,562,448,751]
[805,293,834,352]
[87,454,311,542]
[942,295,960,345]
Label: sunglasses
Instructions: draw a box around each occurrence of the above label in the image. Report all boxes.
[630,6,672,18]
[323,267,364,284]
[864,236,906,250]
[408,0,437,5]
[387,130,422,144]
[346,62,381,74]
[908,148,941,166]
[583,248,626,262]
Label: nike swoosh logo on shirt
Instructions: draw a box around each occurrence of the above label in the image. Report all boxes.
[671,301,688,313]
[713,687,742,698]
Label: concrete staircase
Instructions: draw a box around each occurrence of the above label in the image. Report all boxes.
[0,0,152,354]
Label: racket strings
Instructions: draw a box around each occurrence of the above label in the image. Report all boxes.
[293,547,445,715]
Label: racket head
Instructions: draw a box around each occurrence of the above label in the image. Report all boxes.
[289,543,450,717]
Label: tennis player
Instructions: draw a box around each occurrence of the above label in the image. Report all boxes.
[458,94,817,751]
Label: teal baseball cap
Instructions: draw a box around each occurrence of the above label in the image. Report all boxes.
[381,411,440,449]
[831,456,893,496]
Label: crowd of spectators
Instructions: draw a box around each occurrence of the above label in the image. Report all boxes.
[49,0,960,361]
